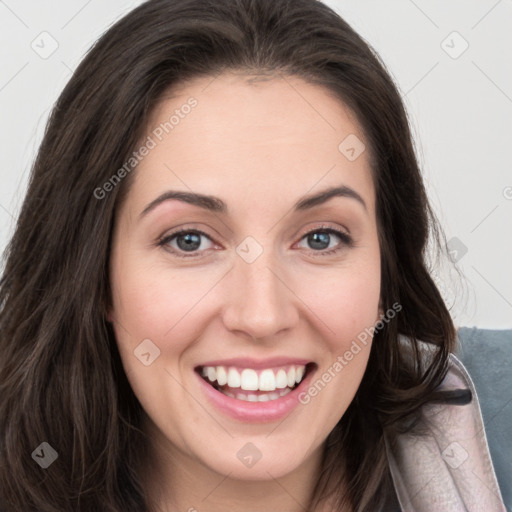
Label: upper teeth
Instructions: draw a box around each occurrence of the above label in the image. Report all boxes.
[201,365,306,391]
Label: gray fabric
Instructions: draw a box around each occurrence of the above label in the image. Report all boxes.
[456,327,512,511]
[385,338,505,511]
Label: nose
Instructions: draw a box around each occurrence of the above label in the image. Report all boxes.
[221,251,299,340]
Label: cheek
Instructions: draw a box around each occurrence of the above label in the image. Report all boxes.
[298,260,381,344]
[292,255,380,407]
[110,255,220,357]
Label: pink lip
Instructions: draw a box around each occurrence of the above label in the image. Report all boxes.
[195,356,311,369]
[195,363,316,423]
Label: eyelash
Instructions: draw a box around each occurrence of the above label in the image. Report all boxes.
[157,225,354,259]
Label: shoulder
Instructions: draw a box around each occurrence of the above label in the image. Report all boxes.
[384,337,506,511]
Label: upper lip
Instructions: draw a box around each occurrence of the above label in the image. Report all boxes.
[195,356,313,370]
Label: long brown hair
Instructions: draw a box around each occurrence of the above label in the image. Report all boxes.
[0,0,458,510]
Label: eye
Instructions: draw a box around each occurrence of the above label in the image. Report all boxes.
[157,225,353,258]
[157,228,216,257]
[296,226,353,255]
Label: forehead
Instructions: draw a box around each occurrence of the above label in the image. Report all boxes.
[126,72,375,216]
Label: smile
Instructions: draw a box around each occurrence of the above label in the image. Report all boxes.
[199,364,308,401]
[194,357,317,422]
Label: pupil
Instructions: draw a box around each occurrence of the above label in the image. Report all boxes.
[309,232,329,250]
[177,233,201,251]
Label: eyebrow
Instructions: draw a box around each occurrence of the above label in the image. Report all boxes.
[139,185,367,220]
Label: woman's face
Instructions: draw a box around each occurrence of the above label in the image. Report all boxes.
[109,72,381,482]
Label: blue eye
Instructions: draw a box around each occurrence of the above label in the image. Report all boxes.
[158,226,353,258]
[158,229,215,256]
[297,228,353,254]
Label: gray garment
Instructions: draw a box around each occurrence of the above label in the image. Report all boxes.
[455,327,512,509]
[384,339,506,511]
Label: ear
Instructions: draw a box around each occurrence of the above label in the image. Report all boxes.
[105,307,114,323]
[376,300,384,324]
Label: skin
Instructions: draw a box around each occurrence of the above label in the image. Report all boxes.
[109,72,382,512]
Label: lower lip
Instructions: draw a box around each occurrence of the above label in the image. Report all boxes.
[195,366,316,423]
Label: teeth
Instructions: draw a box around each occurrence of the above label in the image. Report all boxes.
[240,369,259,391]
[207,367,216,383]
[295,366,304,384]
[216,366,227,386]
[200,364,308,392]
[287,367,296,387]
[227,368,241,388]
[259,369,276,391]
[275,369,288,389]
[219,387,294,402]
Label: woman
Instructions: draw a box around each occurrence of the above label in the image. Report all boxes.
[0,0,505,510]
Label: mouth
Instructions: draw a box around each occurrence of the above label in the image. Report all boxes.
[195,362,316,402]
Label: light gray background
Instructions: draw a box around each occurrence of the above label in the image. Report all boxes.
[0,0,511,328]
